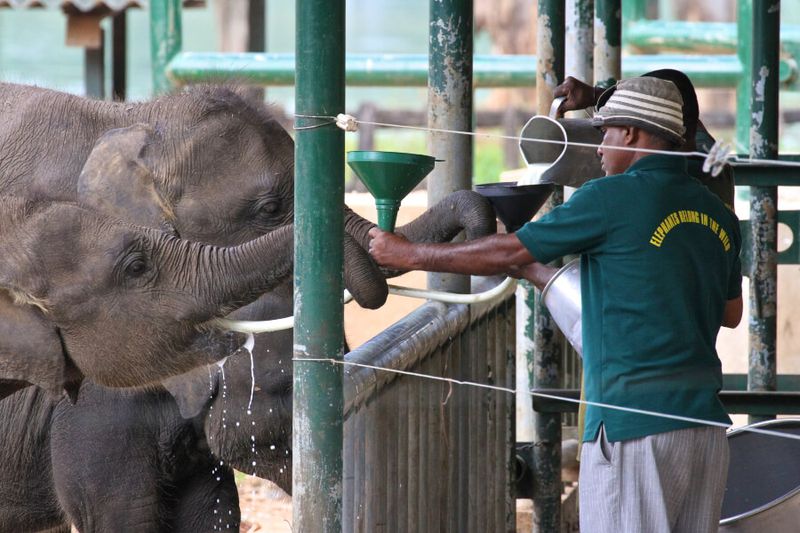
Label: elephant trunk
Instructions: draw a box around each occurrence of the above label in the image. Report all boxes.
[344,190,497,279]
[206,225,295,314]
[344,233,388,309]
[153,225,294,321]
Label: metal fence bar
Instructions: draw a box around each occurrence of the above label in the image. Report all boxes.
[343,412,355,533]
[747,0,781,425]
[292,1,346,530]
[343,279,515,531]
[163,52,798,89]
[149,0,182,95]
[396,378,409,533]
[534,1,566,530]
[486,311,499,531]
[594,0,621,88]
[427,0,473,295]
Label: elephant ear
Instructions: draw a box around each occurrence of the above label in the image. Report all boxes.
[162,363,221,419]
[77,124,176,232]
[0,289,83,401]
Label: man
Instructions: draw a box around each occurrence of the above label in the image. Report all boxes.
[369,77,743,532]
[555,69,735,208]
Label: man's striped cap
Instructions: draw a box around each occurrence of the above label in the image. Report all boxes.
[591,77,686,145]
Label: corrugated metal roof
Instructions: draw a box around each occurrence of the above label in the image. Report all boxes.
[0,0,204,13]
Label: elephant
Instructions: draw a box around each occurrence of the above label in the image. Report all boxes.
[0,195,301,398]
[0,82,495,386]
[0,83,497,530]
[0,197,292,532]
[0,283,293,533]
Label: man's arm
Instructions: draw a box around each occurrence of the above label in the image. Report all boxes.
[722,296,743,328]
[506,261,559,291]
[368,228,536,276]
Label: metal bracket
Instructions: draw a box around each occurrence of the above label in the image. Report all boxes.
[740,210,800,274]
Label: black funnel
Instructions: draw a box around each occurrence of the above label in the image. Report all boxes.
[475,182,554,232]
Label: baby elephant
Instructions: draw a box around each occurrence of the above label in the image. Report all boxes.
[2,350,291,533]
[50,291,295,532]
[0,196,294,532]
[0,196,292,397]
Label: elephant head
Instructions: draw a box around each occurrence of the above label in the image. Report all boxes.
[75,87,496,309]
[0,196,295,397]
[163,285,295,494]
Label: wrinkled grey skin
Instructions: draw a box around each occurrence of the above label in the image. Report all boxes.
[0,196,294,532]
[0,196,293,396]
[0,301,292,533]
[0,82,494,309]
[0,82,496,391]
[0,83,496,531]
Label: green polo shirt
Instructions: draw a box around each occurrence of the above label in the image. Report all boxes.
[516,154,741,442]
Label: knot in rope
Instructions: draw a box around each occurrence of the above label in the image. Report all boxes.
[336,113,359,132]
[703,140,734,178]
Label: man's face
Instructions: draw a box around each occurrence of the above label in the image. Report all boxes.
[597,126,633,176]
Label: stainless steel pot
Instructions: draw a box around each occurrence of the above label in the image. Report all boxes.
[719,418,800,531]
[541,258,582,356]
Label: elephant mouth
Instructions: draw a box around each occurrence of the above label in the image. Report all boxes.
[189,325,249,365]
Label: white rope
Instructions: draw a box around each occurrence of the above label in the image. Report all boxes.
[387,276,516,304]
[294,356,800,443]
[214,279,515,334]
[294,112,800,177]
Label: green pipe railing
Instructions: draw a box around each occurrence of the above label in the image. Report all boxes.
[594,0,621,88]
[163,52,797,90]
[626,20,800,54]
[293,0,346,530]
[426,0,473,295]
[150,0,182,95]
[532,390,800,417]
[531,1,566,530]
[746,0,782,425]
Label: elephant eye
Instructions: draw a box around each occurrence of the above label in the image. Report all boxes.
[124,257,148,278]
[259,201,279,214]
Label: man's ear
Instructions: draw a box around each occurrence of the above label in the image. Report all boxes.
[623,125,639,145]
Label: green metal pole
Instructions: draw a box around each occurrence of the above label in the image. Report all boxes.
[293,0,345,530]
[566,0,594,82]
[737,0,753,152]
[427,0,473,294]
[164,52,794,89]
[621,0,647,23]
[537,0,565,108]
[594,0,621,88]
[149,0,181,95]
[533,1,565,531]
[747,0,780,425]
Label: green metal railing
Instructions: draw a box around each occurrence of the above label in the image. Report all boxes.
[745,0,782,425]
[343,285,516,532]
[292,1,346,531]
[162,51,797,89]
[427,0,473,295]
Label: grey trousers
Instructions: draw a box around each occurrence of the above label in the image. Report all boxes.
[579,425,729,533]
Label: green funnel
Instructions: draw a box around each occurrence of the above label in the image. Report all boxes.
[347,151,436,232]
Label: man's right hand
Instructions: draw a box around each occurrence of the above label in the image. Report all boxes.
[553,76,599,114]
